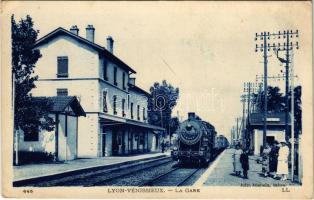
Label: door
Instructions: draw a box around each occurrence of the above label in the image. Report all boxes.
[112,129,119,156]
[102,126,106,157]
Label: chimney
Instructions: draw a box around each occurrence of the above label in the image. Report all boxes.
[70,25,79,35]
[106,36,114,54]
[129,77,136,86]
[188,112,196,120]
[85,25,95,43]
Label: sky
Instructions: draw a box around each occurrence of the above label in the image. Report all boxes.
[5,1,312,140]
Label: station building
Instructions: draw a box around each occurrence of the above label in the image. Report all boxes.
[246,112,290,155]
[30,25,164,158]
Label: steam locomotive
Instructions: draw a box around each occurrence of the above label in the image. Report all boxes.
[171,112,228,166]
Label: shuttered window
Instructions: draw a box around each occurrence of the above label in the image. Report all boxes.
[131,103,134,119]
[114,67,117,86]
[57,56,68,78]
[122,99,126,117]
[113,95,117,115]
[137,105,140,120]
[103,60,108,80]
[103,90,108,113]
[57,88,68,96]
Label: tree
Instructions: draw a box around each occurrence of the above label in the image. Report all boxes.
[252,86,285,113]
[148,80,179,138]
[251,85,302,135]
[12,15,55,140]
[288,86,302,136]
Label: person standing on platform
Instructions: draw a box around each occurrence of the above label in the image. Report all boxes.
[277,142,289,181]
[269,141,280,178]
[240,149,250,179]
[232,144,243,176]
[262,143,271,177]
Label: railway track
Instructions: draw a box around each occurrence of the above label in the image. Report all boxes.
[139,167,202,187]
[17,156,174,187]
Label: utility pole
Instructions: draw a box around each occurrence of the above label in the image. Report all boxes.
[272,30,299,182]
[255,31,269,149]
[255,30,299,149]
[290,50,295,182]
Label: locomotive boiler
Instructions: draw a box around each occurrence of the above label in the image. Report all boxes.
[171,112,217,166]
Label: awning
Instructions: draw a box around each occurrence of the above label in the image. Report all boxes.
[99,113,165,131]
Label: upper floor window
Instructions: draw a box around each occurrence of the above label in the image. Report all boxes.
[122,99,126,117]
[113,95,117,115]
[57,88,68,96]
[137,105,140,120]
[143,107,146,120]
[114,67,117,86]
[122,72,126,90]
[57,56,68,78]
[103,60,108,81]
[130,102,134,119]
[103,90,108,113]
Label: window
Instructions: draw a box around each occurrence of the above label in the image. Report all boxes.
[24,128,39,142]
[57,88,68,96]
[137,105,140,120]
[122,72,126,90]
[130,102,134,119]
[103,90,108,113]
[114,67,117,86]
[143,107,146,120]
[122,99,126,117]
[57,56,68,78]
[103,60,108,80]
[113,95,117,115]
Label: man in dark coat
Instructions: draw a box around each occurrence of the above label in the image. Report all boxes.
[240,150,250,179]
[269,141,280,178]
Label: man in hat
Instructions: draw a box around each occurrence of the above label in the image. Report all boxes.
[277,141,289,181]
[269,141,280,178]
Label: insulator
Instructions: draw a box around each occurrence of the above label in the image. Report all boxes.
[284,30,286,34]
[261,44,263,47]
[279,31,281,34]
[267,32,270,35]
[261,48,263,52]
[290,30,293,33]
[290,42,293,45]
[291,35,293,38]
[255,37,257,41]
[267,48,270,51]
[255,48,258,52]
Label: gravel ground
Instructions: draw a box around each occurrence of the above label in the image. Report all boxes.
[98,161,177,186]
[29,157,172,187]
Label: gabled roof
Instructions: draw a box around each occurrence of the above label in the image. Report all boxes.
[32,96,86,116]
[34,27,136,74]
[128,84,150,97]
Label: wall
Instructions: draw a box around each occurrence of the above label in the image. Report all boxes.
[253,128,286,155]
[18,114,56,154]
[35,35,100,79]
[77,113,99,158]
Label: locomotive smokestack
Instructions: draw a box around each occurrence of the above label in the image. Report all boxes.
[188,112,195,120]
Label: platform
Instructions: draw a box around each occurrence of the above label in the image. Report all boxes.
[194,148,298,186]
[14,151,169,182]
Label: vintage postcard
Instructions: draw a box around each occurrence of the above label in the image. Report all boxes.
[1,1,313,199]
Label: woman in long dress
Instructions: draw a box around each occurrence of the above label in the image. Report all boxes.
[233,145,243,176]
[269,141,279,177]
[277,142,289,181]
[262,144,271,177]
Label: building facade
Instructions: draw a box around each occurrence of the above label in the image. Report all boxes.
[32,25,164,158]
[18,96,86,161]
[247,112,290,155]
